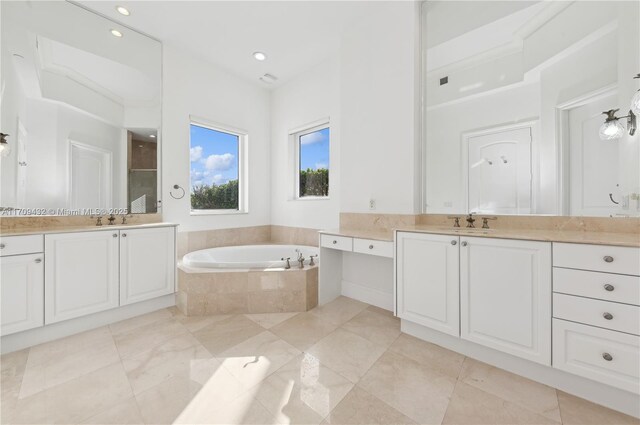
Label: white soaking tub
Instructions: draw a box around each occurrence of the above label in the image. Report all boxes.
[182,244,319,269]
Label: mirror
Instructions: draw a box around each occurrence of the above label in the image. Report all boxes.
[423,1,640,217]
[1,1,161,215]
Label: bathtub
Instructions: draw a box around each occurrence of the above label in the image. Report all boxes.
[182,244,319,269]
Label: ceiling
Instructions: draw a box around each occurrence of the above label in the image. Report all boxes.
[77,1,387,89]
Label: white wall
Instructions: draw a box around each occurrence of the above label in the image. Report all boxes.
[339,1,420,214]
[162,45,271,232]
[270,57,340,230]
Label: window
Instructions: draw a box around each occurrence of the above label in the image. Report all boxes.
[295,124,330,198]
[189,121,245,213]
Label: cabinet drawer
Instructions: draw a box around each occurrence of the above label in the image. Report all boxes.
[0,235,43,257]
[553,243,640,276]
[320,234,353,252]
[553,268,640,306]
[553,319,639,393]
[353,238,393,258]
[553,293,640,335]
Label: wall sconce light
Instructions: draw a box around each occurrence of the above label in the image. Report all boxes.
[0,133,10,157]
[599,109,636,141]
[631,74,640,116]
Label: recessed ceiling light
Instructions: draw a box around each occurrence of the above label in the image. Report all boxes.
[253,51,267,61]
[116,6,130,16]
[149,134,156,138]
[110,29,123,37]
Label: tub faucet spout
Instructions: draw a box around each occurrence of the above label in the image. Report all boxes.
[281,257,291,269]
[297,252,305,269]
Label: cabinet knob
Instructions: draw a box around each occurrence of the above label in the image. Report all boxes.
[451,240,457,245]
[332,240,337,244]
[602,352,613,361]
[461,241,468,247]
[0,243,5,249]
[112,234,118,238]
[604,284,615,292]
[34,258,42,263]
[603,312,613,320]
[603,256,614,263]
[369,245,374,250]
[122,233,127,238]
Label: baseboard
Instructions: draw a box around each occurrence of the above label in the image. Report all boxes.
[402,320,640,419]
[1,294,176,354]
[341,279,393,311]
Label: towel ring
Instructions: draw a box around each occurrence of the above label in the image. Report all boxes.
[170,184,185,200]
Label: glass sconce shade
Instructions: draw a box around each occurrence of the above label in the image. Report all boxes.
[631,90,640,116]
[599,119,625,141]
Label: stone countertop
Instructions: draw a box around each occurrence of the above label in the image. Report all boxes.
[0,222,179,237]
[320,225,640,247]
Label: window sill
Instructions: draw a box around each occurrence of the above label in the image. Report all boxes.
[190,209,248,216]
[290,197,331,202]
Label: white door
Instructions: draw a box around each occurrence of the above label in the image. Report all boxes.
[460,236,551,365]
[568,94,619,216]
[45,231,119,324]
[396,232,460,336]
[467,128,532,214]
[120,227,175,306]
[69,141,112,209]
[0,254,44,336]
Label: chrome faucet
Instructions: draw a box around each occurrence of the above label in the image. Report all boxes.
[466,213,476,228]
[91,215,103,226]
[482,217,497,229]
[309,254,318,266]
[281,257,291,269]
[107,214,116,225]
[447,216,461,228]
[297,252,305,269]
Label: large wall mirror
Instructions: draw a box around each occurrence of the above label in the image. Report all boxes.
[1,1,161,215]
[423,1,640,217]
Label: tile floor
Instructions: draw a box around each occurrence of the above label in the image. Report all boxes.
[1,296,638,425]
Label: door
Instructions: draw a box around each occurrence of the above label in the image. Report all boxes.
[120,226,175,306]
[396,232,460,336]
[68,141,112,209]
[16,120,28,207]
[467,127,532,214]
[568,94,619,216]
[1,254,44,336]
[460,236,551,365]
[45,231,119,324]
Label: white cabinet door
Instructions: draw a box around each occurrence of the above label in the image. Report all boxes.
[396,232,460,336]
[45,231,119,324]
[1,254,44,335]
[120,227,175,306]
[460,237,551,365]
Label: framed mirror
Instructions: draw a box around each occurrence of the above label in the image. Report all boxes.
[1,1,162,215]
[422,1,639,217]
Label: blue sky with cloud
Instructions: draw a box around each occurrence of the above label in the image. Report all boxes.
[190,124,238,189]
[300,127,330,171]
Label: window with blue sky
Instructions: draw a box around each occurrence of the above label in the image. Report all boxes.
[298,126,329,198]
[189,123,240,210]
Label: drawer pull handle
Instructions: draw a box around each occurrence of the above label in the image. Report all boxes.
[451,240,457,246]
[0,243,5,249]
[369,245,374,250]
[602,353,613,361]
[604,284,615,292]
[112,234,118,238]
[34,258,42,264]
[122,233,127,238]
[603,255,614,263]
[461,241,468,247]
[603,312,613,320]
[332,240,337,245]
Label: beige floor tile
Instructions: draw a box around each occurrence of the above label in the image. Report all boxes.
[26,327,112,367]
[254,353,354,424]
[122,333,216,394]
[358,350,456,424]
[192,315,265,355]
[307,328,386,383]
[442,381,559,424]
[0,349,30,423]
[309,296,369,326]
[388,333,465,379]
[177,313,234,333]
[341,309,401,348]
[557,391,640,424]
[10,362,133,425]
[245,312,300,329]
[113,317,190,359]
[270,312,339,351]
[459,358,561,422]
[323,386,415,425]
[217,331,301,389]
[1,348,29,379]
[109,308,175,336]
[174,389,278,425]
[80,396,144,424]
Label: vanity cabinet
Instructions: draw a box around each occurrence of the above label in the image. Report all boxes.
[45,230,120,324]
[396,232,460,336]
[120,226,175,306]
[460,237,552,365]
[0,253,44,336]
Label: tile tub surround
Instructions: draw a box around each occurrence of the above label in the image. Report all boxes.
[2,298,637,425]
[177,266,318,316]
